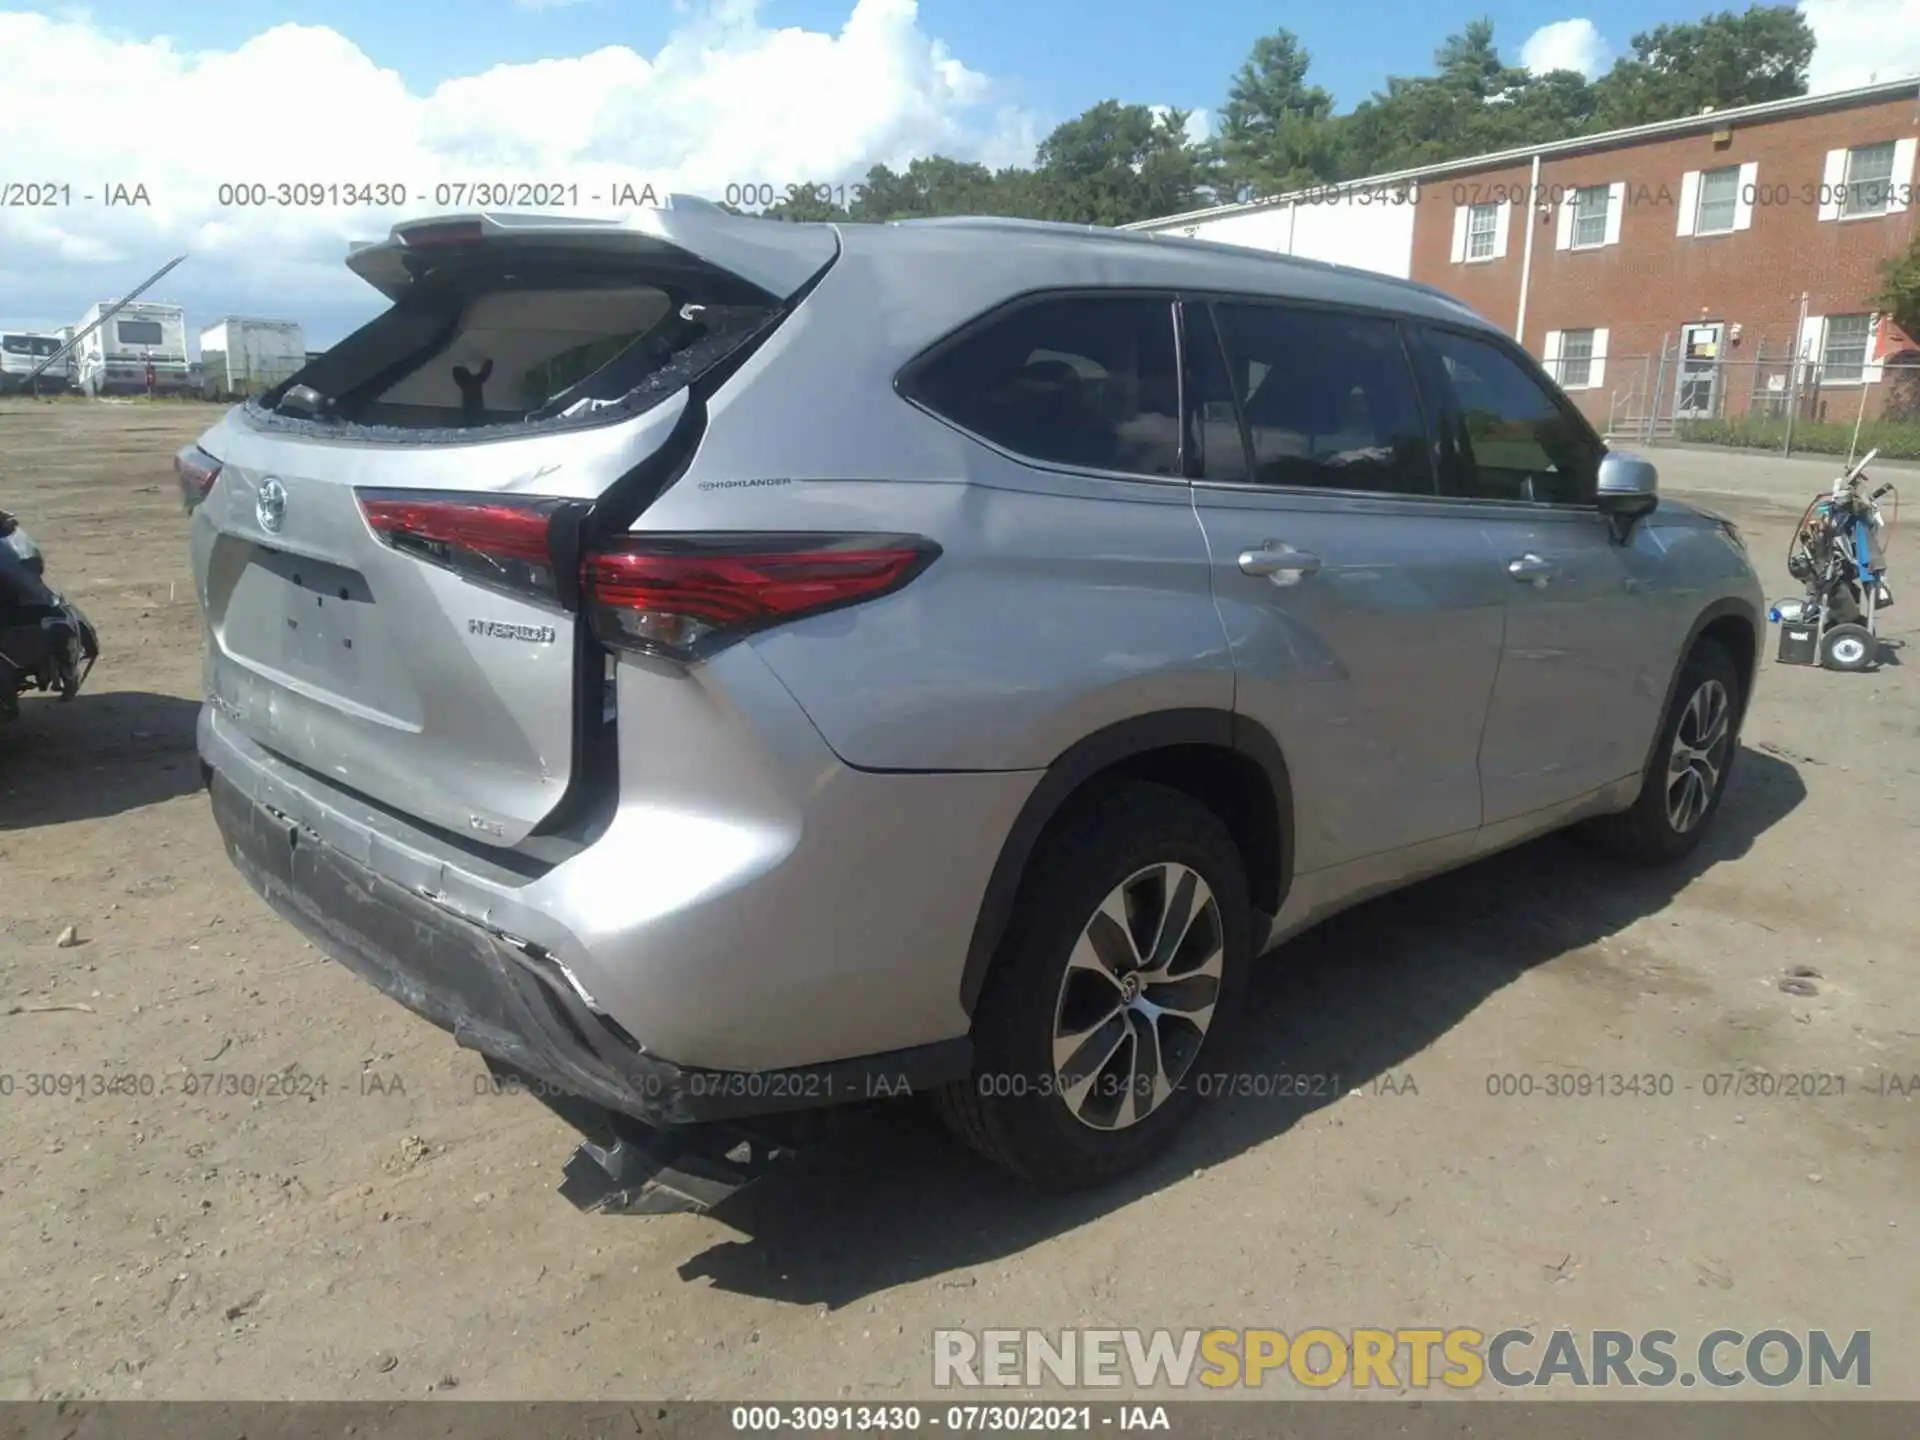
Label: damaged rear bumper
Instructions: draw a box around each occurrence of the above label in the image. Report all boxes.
[208,768,968,1133]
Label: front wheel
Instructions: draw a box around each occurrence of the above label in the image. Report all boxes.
[934,780,1251,1189]
[1575,637,1742,866]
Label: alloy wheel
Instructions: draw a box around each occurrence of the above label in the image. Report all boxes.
[1666,678,1731,834]
[1051,863,1224,1131]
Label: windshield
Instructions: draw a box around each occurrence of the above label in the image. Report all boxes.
[2,335,61,357]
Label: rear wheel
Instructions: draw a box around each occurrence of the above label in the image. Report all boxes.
[1576,637,1742,866]
[934,780,1251,1189]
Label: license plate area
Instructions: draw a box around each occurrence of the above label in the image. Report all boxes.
[224,547,378,692]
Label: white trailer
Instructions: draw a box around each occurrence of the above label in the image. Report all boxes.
[71,300,190,396]
[199,316,306,400]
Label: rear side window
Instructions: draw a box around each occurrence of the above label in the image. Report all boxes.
[1417,328,1600,505]
[903,295,1182,478]
[1202,302,1434,496]
[268,257,780,435]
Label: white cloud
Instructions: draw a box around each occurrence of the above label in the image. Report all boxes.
[0,0,1039,342]
[1520,19,1612,79]
[1803,0,1920,91]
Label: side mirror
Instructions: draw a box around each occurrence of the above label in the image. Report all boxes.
[1597,450,1659,542]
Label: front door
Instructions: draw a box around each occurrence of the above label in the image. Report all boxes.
[1674,322,1725,419]
[1182,298,1507,877]
[1409,324,1672,828]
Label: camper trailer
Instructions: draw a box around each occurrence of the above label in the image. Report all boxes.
[199,316,305,400]
[71,301,190,396]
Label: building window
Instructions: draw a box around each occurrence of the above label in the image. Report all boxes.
[1842,143,1897,218]
[1466,203,1499,260]
[1822,314,1873,382]
[1557,329,1596,388]
[1571,186,1611,247]
[1694,166,1741,234]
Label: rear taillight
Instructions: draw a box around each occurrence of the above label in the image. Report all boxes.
[175,445,222,512]
[357,491,567,601]
[582,533,940,661]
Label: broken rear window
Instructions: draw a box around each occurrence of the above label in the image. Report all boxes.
[258,253,780,438]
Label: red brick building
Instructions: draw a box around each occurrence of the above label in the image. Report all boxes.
[1135,79,1920,434]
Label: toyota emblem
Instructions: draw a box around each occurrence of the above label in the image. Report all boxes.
[256,477,288,534]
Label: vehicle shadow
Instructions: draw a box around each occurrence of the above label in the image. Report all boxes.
[671,745,1807,1307]
[0,689,204,829]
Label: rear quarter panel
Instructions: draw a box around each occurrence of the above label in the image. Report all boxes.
[637,466,1235,773]
[630,232,1240,772]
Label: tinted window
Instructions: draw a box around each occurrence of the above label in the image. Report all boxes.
[117,320,164,346]
[1420,329,1599,505]
[1203,302,1434,495]
[906,295,1182,477]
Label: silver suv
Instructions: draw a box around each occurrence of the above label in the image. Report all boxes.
[186,198,1765,1198]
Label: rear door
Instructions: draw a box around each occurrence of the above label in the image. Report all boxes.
[190,205,836,847]
[1184,298,1507,876]
[1406,323,1670,826]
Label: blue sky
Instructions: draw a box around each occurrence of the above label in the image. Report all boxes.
[1,0,1908,345]
[42,0,1748,127]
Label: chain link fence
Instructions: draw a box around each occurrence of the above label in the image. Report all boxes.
[1563,333,1920,461]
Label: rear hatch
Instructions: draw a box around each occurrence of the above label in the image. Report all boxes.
[189,201,837,848]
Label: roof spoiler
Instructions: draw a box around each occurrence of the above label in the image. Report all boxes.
[343,194,837,303]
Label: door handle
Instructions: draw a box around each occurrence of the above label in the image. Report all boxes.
[1507,553,1558,586]
[1239,542,1322,580]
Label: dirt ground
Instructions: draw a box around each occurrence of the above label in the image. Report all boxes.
[1,397,1915,1402]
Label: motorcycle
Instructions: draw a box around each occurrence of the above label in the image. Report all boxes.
[1,510,100,725]
[1770,449,1899,673]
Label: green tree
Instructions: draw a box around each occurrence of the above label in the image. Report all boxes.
[1876,234,1920,418]
[761,188,850,222]
[1591,5,1814,129]
[851,156,1003,220]
[749,6,1820,234]
[1334,23,1546,177]
[1435,18,1529,100]
[1213,30,1339,197]
[1030,100,1207,224]
[1878,235,1920,340]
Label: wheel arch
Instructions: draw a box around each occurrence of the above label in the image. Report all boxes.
[959,709,1294,1014]
[1635,599,1759,782]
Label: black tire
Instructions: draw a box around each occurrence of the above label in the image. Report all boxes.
[1575,637,1742,866]
[933,779,1252,1189]
[1819,622,1877,672]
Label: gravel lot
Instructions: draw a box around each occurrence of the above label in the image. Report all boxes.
[1,398,1915,1402]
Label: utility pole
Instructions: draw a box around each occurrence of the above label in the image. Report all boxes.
[1783,291,1809,456]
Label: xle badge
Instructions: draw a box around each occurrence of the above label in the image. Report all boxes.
[468,619,557,644]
